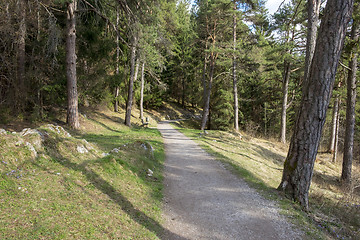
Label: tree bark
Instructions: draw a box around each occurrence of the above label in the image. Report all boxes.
[201,55,215,131]
[332,103,340,163]
[140,62,145,121]
[233,1,239,131]
[280,61,291,143]
[277,0,353,210]
[66,0,80,129]
[329,97,340,153]
[16,0,27,112]
[341,16,359,185]
[114,7,120,113]
[125,39,137,127]
[303,0,321,85]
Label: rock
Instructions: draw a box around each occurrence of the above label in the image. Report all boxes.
[25,142,37,157]
[20,128,44,149]
[0,129,6,135]
[76,145,88,154]
[142,142,154,159]
[44,124,72,138]
[111,148,120,153]
[147,169,153,177]
[82,139,94,150]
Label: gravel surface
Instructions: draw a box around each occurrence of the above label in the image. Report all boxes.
[158,121,304,240]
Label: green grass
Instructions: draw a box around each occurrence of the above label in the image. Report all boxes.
[0,109,166,239]
[172,123,360,240]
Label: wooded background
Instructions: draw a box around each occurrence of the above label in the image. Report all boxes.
[0,0,359,208]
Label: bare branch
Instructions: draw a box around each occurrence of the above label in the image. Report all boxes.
[340,61,351,71]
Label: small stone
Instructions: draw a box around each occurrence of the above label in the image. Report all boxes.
[77,145,88,154]
[147,169,153,177]
[111,148,120,153]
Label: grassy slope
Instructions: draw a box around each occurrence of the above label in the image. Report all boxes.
[172,118,360,240]
[0,107,165,239]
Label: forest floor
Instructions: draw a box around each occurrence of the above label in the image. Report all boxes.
[159,121,303,239]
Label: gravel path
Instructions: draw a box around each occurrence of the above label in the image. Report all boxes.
[158,121,303,240]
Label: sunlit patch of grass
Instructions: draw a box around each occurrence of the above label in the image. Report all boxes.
[174,123,360,239]
[0,108,165,239]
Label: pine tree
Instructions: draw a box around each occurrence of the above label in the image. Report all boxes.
[277,0,354,210]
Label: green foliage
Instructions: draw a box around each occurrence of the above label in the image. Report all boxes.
[212,87,234,130]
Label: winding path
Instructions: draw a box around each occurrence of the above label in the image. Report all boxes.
[158,121,303,240]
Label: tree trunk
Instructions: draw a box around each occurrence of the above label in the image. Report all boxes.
[114,7,120,113]
[66,0,80,129]
[37,1,41,41]
[114,87,119,112]
[233,1,239,131]
[140,62,145,121]
[201,56,215,131]
[202,42,208,107]
[329,97,340,153]
[303,0,321,85]
[182,77,186,108]
[341,16,359,185]
[277,0,353,210]
[332,104,340,162]
[280,61,291,143]
[16,0,27,112]
[132,59,140,104]
[125,39,137,127]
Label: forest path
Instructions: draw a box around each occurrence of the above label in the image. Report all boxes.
[158,121,303,240]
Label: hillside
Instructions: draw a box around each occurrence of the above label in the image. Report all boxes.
[0,107,165,239]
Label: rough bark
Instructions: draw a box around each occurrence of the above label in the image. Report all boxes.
[16,0,27,111]
[125,40,137,127]
[329,97,340,153]
[277,0,353,210]
[140,62,145,121]
[341,17,359,185]
[233,1,239,131]
[303,0,321,85]
[280,62,291,144]
[66,0,80,129]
